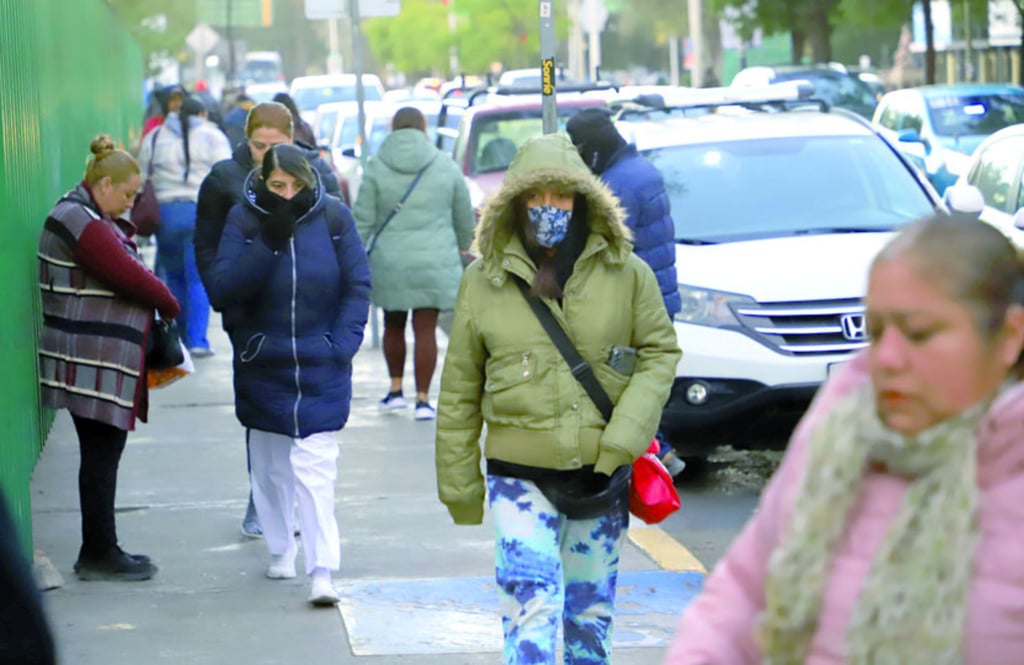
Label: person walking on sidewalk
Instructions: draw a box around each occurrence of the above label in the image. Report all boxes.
[352,106,474,421]
[209,144,370,606]
[138,95,231,357]
[37,135,180,582]
[195,100,341,539]
[435,134,680,664]
[567,107,686,477]
[666,214,1024,664]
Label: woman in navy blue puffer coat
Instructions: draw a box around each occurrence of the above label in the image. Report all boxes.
[210,144,370,606]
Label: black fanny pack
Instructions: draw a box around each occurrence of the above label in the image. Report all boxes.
[537,465,631,520]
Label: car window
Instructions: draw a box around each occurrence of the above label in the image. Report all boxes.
[317,110,339,145]
[292,84,384,111]
[366,118,391,156]
[927,92,1024,136]
[877,98,903,130]
[464,108,589,174]
[900,96,924,133]
[968,136,1024,213]
[642,135,935,242]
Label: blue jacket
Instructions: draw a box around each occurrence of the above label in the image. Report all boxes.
[601,145,681,317]
[210,170,371,438]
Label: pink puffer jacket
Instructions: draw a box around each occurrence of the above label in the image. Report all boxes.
[664,353,1024,664]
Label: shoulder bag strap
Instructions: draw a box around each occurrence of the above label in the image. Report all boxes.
[511,276,615,422]
[365,155,437,256]
[146,128,160,178]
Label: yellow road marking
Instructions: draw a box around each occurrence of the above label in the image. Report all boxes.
[628,525,707,574]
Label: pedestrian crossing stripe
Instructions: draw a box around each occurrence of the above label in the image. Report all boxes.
[335,570,706,655]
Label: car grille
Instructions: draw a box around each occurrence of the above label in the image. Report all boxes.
[733,298,868,355]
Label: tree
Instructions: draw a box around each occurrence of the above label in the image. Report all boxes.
[1008,0,1024,84]
[104,0,197,74]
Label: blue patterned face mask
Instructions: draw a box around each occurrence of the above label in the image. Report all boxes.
[527,205,572,248]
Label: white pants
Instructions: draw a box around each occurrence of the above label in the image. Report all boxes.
[248,429,341,575]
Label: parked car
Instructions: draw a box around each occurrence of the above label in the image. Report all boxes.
[288,74,387,125]
[731,63,879,119]
[437,83,617,210]
[953,122,1024,245]
[328,101,397,206]
[614,83,941,458]
[872,83,1024,196]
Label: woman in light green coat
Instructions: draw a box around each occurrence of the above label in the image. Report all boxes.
[353,107,475,420]
[435,133,681,664]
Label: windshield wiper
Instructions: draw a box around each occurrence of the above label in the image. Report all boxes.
[676,238,719,245]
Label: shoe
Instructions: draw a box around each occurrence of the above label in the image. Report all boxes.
[378,391,407,412]
[309,574,340,606]
[188,347,215,358]
[414,401,436,421]
[74,547,157,582]
[240,518,263,539]
[266,553,296,579]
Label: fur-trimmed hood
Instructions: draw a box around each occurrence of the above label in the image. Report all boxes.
[472,133,632,270]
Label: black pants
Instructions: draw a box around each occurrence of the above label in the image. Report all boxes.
[71,414,127,559]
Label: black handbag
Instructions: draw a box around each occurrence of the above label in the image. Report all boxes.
[146,318,184,370]
[133,129,161,236]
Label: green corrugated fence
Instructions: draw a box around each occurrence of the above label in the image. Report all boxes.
[0,0,143,558]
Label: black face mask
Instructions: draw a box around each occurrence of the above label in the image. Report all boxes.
[255,181,315,216]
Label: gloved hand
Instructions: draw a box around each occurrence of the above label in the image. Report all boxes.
[260,209,293,251]
[255,184,294,251]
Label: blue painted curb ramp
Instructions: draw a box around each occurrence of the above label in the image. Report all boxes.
[336,570,706,656]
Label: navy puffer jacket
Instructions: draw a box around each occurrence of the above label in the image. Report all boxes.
[601,145,681,317]
[210,170,371,437]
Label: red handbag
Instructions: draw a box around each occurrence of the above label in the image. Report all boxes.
[629,440,681,524]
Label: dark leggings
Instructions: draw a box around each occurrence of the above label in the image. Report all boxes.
[382,309,439,394]
[71,414,127,559]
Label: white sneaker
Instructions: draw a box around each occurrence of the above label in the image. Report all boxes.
[378,391,407,412]
[266,553,296,579]
[309,575,340,606]
[414,401,436,421]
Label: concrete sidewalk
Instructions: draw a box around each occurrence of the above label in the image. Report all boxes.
[30,313,703,664]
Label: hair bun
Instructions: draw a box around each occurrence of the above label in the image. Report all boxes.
[90,134,116,156]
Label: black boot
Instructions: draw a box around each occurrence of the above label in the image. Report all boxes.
[74,546,157,582]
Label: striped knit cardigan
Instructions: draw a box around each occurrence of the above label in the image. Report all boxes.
[37,184,178,431]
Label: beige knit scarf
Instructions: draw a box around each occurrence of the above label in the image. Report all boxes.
[758,382,987,664]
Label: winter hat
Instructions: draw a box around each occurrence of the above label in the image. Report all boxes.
[566,107,626,175]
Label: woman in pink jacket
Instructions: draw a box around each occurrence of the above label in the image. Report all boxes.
[666,213,1024,665]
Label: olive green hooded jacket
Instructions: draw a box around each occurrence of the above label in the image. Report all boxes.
[435,133,682,525]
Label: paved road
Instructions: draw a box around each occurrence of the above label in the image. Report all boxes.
[31,312,731,664]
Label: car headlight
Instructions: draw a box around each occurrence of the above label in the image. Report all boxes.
[674,285,756,327]
[943,149,971,177]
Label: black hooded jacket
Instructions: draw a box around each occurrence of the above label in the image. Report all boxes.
[194,140,340,294]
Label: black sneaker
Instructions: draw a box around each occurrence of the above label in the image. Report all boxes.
[74,547,157,581]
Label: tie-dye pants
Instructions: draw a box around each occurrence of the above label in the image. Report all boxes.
[487,475,627,665]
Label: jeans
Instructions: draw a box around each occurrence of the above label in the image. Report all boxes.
[156,200,210,351]
[72,415,128,560]
[488,475,626,665]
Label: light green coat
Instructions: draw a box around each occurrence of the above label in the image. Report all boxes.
[435,133,682,524]
[353,128,475,311]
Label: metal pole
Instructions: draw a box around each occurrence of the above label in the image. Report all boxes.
[448,0,459,78]
[586,0,601,81]
[539,0,557,134]
[963,0,972,82]
[227,0,236,84]
[349,0,378,348]
[687,0,703,87]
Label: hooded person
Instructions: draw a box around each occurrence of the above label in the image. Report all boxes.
[434,133,680,663]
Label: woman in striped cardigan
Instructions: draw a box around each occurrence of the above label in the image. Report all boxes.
[37,135,179,582]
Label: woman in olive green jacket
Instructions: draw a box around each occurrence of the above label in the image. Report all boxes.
[435,133,680,664]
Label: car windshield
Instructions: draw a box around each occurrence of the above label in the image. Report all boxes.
[643,135,935,243]
[927,92,1024,136]
[240,61,281,85]
[775,71,878,117]
[292,84,383,111]
[468,108,592,174]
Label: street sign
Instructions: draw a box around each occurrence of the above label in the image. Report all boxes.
[304,0,400,20]
[186,24,220,56]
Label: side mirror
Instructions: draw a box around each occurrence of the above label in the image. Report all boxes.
[944,183,985,219]
[341,147,356,158]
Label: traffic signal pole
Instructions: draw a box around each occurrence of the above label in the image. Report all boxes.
[539,0,557,133]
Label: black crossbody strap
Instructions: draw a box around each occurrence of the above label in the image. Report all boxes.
[365,155,437,256]
[512,276,615,422]
[146,128,160,178]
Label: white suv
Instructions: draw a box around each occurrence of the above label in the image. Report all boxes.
[614,86,941,457]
